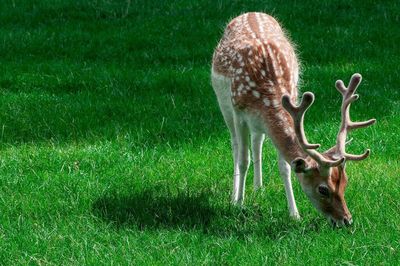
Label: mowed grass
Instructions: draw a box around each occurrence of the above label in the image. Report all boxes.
[0,0,399,264]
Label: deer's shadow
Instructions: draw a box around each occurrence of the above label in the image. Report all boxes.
[92,190,215,231]
[92,188,322,238]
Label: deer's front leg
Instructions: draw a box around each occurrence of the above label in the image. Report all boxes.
[278,154,300,219]
[232,114,250,205]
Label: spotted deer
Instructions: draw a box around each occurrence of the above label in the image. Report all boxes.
[211,12,375,226]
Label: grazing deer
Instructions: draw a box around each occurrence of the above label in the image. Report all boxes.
[211,12,375,226]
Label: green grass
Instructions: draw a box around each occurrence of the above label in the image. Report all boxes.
[0,0,399,264]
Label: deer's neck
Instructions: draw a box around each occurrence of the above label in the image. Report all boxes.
[272,130,306,163]
[259,99,307,163]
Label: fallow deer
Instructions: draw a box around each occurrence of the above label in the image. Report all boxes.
[211,12,375,226]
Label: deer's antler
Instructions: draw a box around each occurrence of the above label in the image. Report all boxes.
[282,93,344,168]
[333,73,376,161]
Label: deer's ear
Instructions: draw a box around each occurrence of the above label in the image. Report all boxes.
[291,157,309,173]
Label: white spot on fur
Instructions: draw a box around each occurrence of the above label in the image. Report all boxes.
[263,98,270,106]
[267,86,275,93]
[252,90,260,98]
[249,81,256,87]
[266,80,274,86]
[272,99,279,108]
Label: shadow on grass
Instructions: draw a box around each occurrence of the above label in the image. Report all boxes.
[92,189,323,239]
[92,190,216,231]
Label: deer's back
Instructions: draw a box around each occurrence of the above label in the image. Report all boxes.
[212,12,299,112]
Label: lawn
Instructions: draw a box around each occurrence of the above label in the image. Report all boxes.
[0,0,399,264]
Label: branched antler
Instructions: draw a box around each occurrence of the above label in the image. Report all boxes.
[281,73,375,169]
[282,93,344,168]
[333,73,376,161]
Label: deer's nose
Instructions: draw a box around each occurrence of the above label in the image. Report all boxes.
[343,217,353,226]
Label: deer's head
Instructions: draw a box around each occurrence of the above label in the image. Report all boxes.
[282,73,376,227]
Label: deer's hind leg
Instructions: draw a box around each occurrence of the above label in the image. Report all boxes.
[211,70,240,203]
[232,111,250,205]
[251,133,265,190]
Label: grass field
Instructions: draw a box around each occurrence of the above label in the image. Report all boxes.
[0,0,399,264]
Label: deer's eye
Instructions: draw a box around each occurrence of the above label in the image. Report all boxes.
[318,185,330,197]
